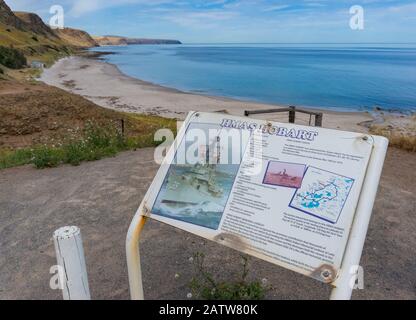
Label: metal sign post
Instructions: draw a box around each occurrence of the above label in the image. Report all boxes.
[126,112,388,300]
[126,213,148,300]
[330,136,388,299]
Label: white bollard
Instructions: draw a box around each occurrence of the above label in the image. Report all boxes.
[53,226,91,300]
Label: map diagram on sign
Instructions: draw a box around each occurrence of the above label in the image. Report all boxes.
[290,167,355,224]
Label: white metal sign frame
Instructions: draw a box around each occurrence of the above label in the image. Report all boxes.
[126,111,388,300]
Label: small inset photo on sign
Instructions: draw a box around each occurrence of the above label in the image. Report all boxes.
[289,167,355,224]
[263,161,306,189]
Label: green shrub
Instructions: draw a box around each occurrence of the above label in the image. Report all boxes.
[0,120,176,170]
[85,122,113,147]
[0,149,32,169]
[189,253,270,300]
[32,146,62,169]
[0,45,27,69]
[63,142,87,166]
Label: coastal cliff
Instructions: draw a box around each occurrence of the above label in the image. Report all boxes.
[0,0,25,30]
[14,11,59,39]
[1,1,96,50]
[54,28,98,48]
[0,0,181,69]
[0,1,70,65]
[93,35,181,46]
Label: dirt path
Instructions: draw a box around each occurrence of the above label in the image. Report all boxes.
[0,148,415,300]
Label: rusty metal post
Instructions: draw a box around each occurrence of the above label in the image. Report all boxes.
[126,215,147,300]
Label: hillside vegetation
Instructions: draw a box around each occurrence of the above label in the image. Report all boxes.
[0,0,180,67]
[0,80,177,169]
[0,45,26,68]
[55,28,97,48]
[0,0,96,66]
[0,0,181,170]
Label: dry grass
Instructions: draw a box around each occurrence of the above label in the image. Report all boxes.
[0,80,176,149]
[0,79,177,169]
[370,115,416,152]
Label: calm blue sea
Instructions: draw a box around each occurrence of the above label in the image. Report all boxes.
[93,44,416,113]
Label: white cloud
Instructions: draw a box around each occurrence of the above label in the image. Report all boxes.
[262,5,290,12]
[163,10,239,28]
[69,0,178,17]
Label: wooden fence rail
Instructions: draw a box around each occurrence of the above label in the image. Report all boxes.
[244,106,323,127]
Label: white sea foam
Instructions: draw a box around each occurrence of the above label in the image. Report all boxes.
[159,201,223,217]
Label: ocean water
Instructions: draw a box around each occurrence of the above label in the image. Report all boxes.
[93,44,416,113]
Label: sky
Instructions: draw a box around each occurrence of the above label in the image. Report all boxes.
[5,0,416,43]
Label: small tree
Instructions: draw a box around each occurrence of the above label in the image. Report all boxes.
[0,46,27,69]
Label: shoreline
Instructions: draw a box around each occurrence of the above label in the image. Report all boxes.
[40,54,377,133]
[89,50,380,116]
[90,50,372,115]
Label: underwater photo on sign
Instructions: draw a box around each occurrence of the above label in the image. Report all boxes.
[151,122,241,230]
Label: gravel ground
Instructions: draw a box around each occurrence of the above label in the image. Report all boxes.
[0,148,415,300]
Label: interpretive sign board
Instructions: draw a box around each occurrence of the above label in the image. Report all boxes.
[138,111,386,285]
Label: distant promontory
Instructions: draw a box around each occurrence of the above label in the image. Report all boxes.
[93,35,182,46]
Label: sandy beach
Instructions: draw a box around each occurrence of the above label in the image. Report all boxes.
[40,55,374,133]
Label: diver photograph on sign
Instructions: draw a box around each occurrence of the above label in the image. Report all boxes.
[152,122,241,230]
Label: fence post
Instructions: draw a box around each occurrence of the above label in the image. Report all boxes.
[315,113,323,127]
[289,106,296,123]
[53,226,91,300]
[121,119,125,137]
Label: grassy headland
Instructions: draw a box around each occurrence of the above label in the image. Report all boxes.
[0,0,99,64]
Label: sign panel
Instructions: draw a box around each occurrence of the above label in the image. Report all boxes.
[142,112,376,283]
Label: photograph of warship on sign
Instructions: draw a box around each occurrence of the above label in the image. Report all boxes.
[152,123,241,230]
[263,161,306,189]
